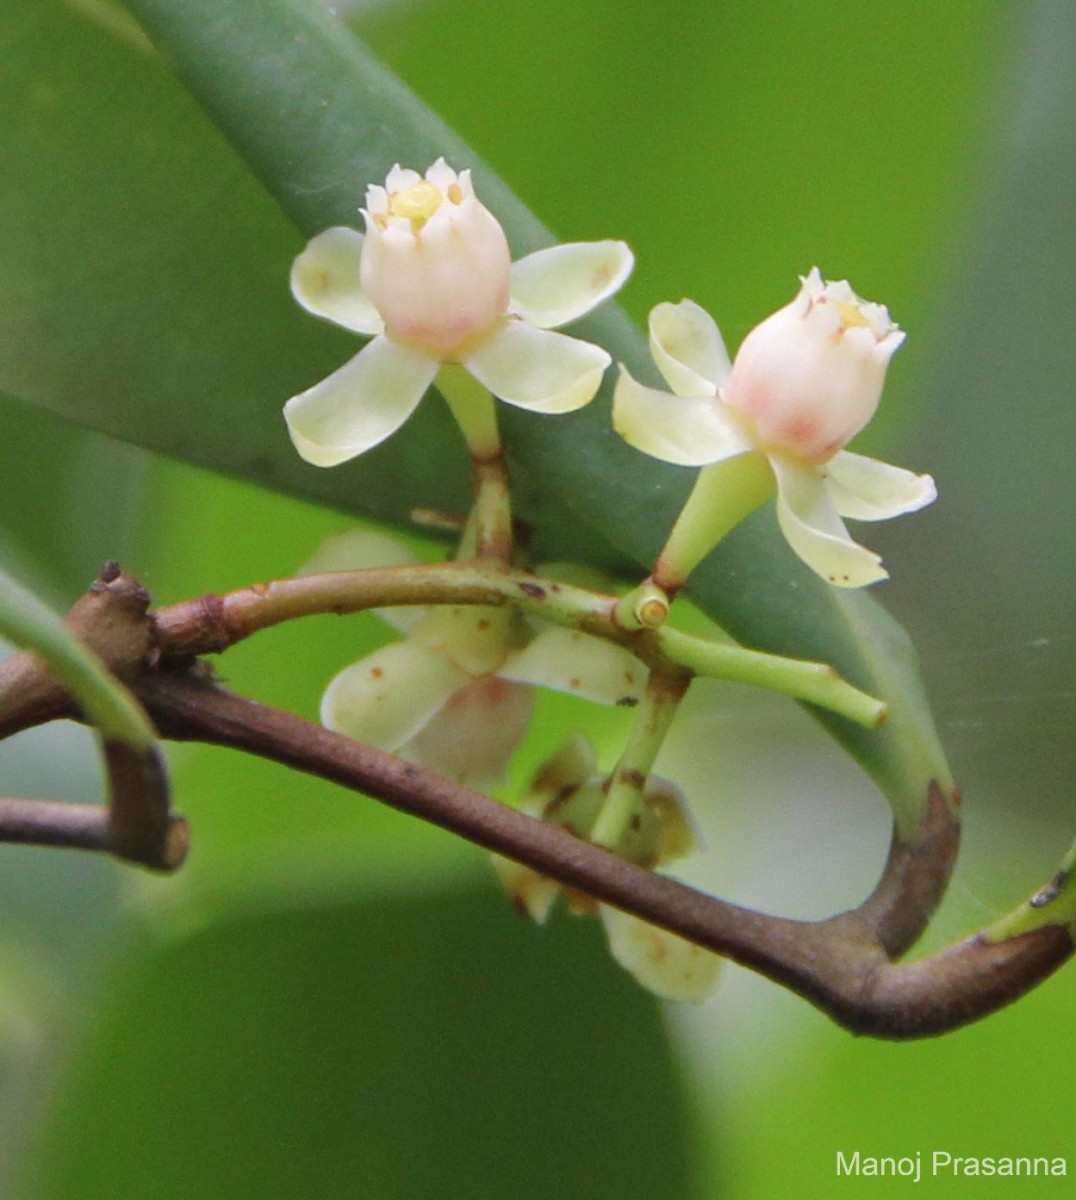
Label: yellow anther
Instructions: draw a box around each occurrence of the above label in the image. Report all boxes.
[831,298,871,330]
[388,179,443,228]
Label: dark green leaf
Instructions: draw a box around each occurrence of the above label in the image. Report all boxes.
[31,885,697,1200]
[0,0,956,817]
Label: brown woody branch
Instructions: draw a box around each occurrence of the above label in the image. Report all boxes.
[0,566,188,870]
[138,671,1071,1038]
[0,566,1070,1036]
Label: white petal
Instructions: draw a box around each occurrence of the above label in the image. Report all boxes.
[284,337,438,467]
[643,776,701,863]
[770,457,888,587]
[649,300,731,396]
[321,640,467,751]
[599,907,722,1003]
[612,368,753,467]
[290,227,383,335]
[463,322,609,414]
[493,857,560,924]
[500,626,644,707]
[404,676,533,790]
[526,734,598,800]
[509,241,634,329]
[822,450,937,521]
[410,606,516,676]
[297,529,425,633]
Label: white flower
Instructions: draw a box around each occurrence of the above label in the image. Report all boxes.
[284,158,633,467]
[614,269,937,587]
[300,531,645,791]
[496,736,722,1003]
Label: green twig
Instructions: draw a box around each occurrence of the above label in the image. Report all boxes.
[591,668,691,849]
[152,561,885,726]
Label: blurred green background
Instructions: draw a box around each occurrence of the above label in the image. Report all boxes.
[0,1,1073,1197]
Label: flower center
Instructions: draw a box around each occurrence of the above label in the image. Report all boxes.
[830,298,872,330]
[388,179,444,230]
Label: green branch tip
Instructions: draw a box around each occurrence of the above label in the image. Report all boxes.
[984,839,1076,943]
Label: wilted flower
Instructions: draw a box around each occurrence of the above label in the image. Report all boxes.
[301,531,645,791]
[497,736,722,1003]
[285,158,633,467]
[614,269,936,587]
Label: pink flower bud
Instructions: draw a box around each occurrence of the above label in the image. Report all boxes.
[722,268,905,463]
[360,158,512,357]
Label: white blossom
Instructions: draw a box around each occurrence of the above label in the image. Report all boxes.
[285,159,633,467]
[301,532,644,791]
[614,270,935,587]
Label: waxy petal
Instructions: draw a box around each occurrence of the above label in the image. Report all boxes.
[463,321,609,413]
[298,529,425,633]
[494,857,560,924]
[771,457,888,587]
[321,640,467,751]
[284,337,438,467]
[613,368,754,467]
[649,300,731,396]
[600,907,722,1003]
[410,605,517,677]
[822,451,937,521]
[405,675,533,790]
[643,777,701,863]
[290,227,383,335]
[509,241,634,329]
[526,733,597,799]
[500,627,644,706]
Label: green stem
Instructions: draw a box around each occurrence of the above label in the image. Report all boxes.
[656,624,887,727]
[984,839,1076,942]
[653,452,774,592]
[436,365,512,562]
[590,669,691,850]
[152,562,885,727]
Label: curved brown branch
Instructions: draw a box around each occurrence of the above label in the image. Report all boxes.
[0,566,1070,1034]
[0,567,187,871]
[855,782,961,958]
[135,669,1071,1039]
[0,743,188,872]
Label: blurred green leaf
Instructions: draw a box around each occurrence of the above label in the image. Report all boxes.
[0,392,152,604]
[29,885,697,1200]
[718,956,1076,1200]
[0,0,958,821]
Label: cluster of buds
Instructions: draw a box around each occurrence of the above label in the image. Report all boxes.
[284,158,938,1003]
[495,736,722,1003]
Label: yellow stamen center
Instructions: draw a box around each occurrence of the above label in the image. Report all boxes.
[831,299,871,330]
[388,179,443,229]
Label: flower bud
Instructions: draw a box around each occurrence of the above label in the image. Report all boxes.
[360,158,512,357]
[722,267,905,463]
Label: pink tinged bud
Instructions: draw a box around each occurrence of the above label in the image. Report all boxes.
[359,158,512,358]
[722,267,905,463]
